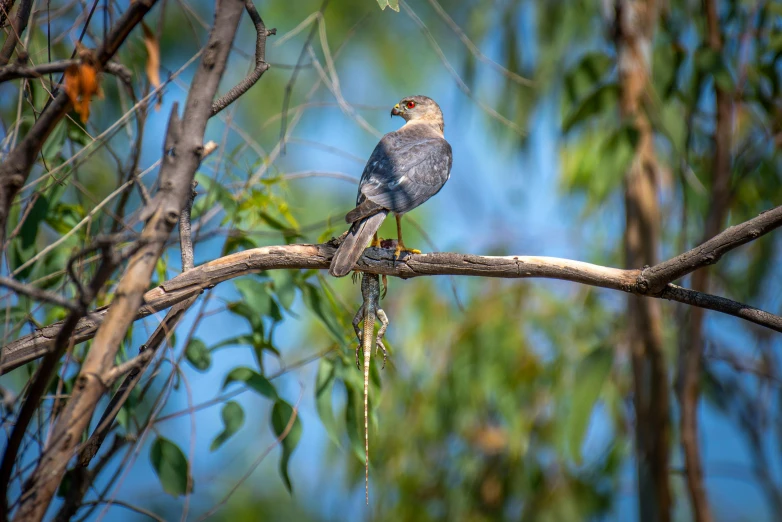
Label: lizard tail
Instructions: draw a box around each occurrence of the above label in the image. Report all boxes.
[363,304,375,505]
[329,211,388,278]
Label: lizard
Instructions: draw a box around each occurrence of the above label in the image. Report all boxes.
[352,272,389,505]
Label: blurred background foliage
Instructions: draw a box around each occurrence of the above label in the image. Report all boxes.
[1,0,781,520]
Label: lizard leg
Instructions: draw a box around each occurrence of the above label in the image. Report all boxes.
[376,308,389,369]
[393,215,421,262]
[352,305,365,370]
[381,274,388,299]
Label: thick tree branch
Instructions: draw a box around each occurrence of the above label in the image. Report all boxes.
[210,0,275,116]
[0,0,159,247]
[8,3,245,520]
[3,202,782,374]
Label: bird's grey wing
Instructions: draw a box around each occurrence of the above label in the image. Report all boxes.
[358,135,452,215]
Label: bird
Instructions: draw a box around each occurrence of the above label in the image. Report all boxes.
[328,95,453,277]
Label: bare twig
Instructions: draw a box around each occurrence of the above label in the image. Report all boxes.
[179,180,198,271]
[0,59,131,83]
[210,0,275,116]
[0,276,79,312]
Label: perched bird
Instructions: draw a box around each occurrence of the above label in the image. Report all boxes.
[329,95,453,277]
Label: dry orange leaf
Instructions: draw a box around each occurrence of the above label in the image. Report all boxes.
[64,49,102,123]
[142,22,161,108]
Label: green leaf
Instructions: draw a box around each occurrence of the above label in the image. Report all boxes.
[376,0,399,11]
[223,367,278,399]
[344,380,365,462]
[566,347,613,465]
[42,121,67,164]
[270,400,302,492]
[227,301,265,333]
[562,84,620,133]
[150,437,192,496]
[315,357,341,448]
[185,338,211,371]
[234,278,282,321]
[210,401,245,451]
[563,52,613,105]
[300,283,344,344]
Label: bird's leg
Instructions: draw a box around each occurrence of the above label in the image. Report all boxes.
[353,304,365,370]
[394,215,421,261]
[370,233,381,248]
[375,308,389,369]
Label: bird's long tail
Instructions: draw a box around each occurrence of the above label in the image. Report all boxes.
[328,211,388,277]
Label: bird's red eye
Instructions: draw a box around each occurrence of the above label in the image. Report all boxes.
[406,101,416,109]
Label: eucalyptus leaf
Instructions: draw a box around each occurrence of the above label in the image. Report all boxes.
[270,400,302,492]
[223,367,278,400]
[185,338,211,371]
[150,437,192,496]
[566,347,613,465]
[210,401,245,451]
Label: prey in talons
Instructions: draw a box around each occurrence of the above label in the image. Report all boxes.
[351,272,389,505]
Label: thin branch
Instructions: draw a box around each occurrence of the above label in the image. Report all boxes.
[210,0,276,116]
[0,58,131,83]
[4,202,782,374]
[641,205,782,295]
[0,276,80,312]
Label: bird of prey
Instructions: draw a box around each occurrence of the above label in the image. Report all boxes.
[328,95,453,277]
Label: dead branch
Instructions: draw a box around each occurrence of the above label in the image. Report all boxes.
[210,0,275,116]
[7,2,246,519]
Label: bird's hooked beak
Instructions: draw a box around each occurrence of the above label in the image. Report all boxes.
[391,103,403,117]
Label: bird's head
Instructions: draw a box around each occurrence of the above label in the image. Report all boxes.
[391,95,444,129]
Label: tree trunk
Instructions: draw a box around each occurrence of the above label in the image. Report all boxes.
[615,1,671,521]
